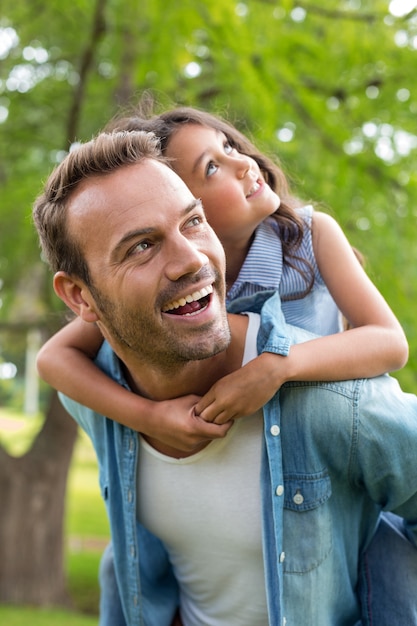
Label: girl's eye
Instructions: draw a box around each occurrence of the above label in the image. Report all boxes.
[204,141,235,177]
[206,161,218,177]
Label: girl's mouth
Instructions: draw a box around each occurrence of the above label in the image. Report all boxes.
[246,180,261,198]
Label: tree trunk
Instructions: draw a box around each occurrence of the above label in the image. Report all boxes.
[0,390,78,606]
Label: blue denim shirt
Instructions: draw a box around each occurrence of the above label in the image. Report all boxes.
[60,292,417,626]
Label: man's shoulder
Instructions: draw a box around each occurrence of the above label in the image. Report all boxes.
[281,377,362,400]
[281,373,414,417]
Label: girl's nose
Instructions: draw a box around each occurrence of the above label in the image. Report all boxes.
[235,155,251,180]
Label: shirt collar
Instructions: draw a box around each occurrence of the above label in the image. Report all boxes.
[228,219,283,296]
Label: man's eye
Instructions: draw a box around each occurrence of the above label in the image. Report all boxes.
[129,240,151,255]
[187,215,203,227]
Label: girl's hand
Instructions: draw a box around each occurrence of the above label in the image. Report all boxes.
[148,394,233,451]
[194,352,284,424]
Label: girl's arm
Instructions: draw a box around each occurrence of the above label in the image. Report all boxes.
[36,317,231,450]
[196,211,408,423]
[307,210,408,376]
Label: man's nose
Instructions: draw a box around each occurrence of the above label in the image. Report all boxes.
[165,234,209,281]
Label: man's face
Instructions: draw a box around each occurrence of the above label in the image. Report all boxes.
[67,158,230,369]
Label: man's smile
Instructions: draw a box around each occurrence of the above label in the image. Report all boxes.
[162,284,213,315]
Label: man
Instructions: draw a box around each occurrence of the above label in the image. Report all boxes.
[33,130,417,626]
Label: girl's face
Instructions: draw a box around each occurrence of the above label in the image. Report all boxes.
[164,124,280,247]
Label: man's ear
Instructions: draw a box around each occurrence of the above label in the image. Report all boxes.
[53,271,99,323]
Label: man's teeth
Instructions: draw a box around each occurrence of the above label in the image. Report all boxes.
[162,285,213,312]
[247,181,260,197]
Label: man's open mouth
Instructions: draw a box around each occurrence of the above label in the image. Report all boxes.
[162,285,213,316]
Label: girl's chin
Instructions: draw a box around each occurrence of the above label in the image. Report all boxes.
[264,192,280,215]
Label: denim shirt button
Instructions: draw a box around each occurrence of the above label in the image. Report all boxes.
[276,484,284,496]
[282,618,287,626]
[293,491,304,505]
[279,551,286,563]
[270,424,280,436]
[127,489,133,503]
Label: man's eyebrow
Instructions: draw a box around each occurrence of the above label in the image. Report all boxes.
[111,227,153,260]
[111,198,204,259]
[176,197,205,224]
[184,197,204,214]
[191,130,222,174]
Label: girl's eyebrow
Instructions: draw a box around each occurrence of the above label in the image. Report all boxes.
[191,130,223,174]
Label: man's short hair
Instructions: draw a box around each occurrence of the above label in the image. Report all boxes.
[33,130,164,283]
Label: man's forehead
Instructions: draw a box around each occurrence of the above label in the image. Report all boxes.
[67,158,200,257]
[70,158,192,217]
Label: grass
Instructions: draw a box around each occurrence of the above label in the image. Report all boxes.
[66,551,103,616]
[66,429,110,617]
[0,606,99,625]
[0,407,111,622]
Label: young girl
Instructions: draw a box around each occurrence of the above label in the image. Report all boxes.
[37,106,411,625]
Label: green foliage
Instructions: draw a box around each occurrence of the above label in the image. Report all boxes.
[0,376,24,411]
[1,0,416,385]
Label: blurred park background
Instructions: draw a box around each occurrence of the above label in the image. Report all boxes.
[1,0,417,622]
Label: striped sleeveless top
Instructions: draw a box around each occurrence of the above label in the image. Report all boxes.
[226,206,343,335]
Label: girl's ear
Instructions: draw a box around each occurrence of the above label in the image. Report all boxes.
[53,271,99,323]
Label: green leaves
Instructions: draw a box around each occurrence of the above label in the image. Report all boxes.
[1,0,416,386]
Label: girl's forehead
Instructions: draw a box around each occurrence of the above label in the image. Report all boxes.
[170,124,223,144]
[166,126,227,165]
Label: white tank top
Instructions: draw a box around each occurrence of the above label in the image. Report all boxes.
[137,313,268,625]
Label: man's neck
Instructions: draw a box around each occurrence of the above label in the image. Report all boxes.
[124,352,228,401]
[124,314,249,401]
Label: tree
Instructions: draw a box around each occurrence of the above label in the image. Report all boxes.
[0,0,107,605]
[0,394,77,605]
[1,0,416,607]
